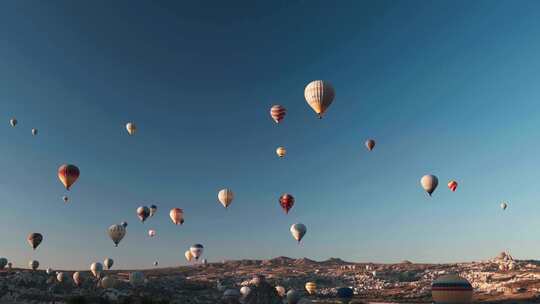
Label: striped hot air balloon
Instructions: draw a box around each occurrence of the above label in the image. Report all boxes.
[107,224,126,247]
[305,282,317,295]
[448,180,458,192]
[218,188,234,209]
[270,105,286,123]
[279,194,294,214]
[431,274,473,304]
[58,164,80,191]
[170,208,184,225]
[304,80,335,118]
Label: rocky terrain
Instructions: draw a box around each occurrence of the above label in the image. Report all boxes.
[2,252,540,303]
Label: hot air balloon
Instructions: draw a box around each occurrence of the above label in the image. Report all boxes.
[431,274,473,304]
[276,286,286,297]
[104,258,113,270]
[185,250,193,262]
[9,118,17,127]
[101,276,116,289]
[305,282,317,295]
[149,204,157,217]
[304,80,335,118]
[73,272,83,287]
[62,195,69,203]
[148,229,156,237]
[137,206,150,222]
[287,289,303,304]
[501,202,508,210]
[108,224,126,247]
[270,105,287,124]
[27,233,43,250]
[90,262,103,278]
[7,262,12,270]
[0,258,7,270]
[337,287,353,304]
[421,174,439,196]
[448,180,458,192]
[240,286,251,297]
[202,258,208,265]
[365,139,375,151]
[276,146,287,158]
[31,128,38,136]
[56,272,65,283]
[290,223,306,243]
[58,164,80,191]
[153,261,158,267]
[121,221,128,228]
[126,122,136,135]
[46,268,53,275]
[279,194,295,214]
[218,188,234,209]
[170,208,184,225]
[190,244,204,260]
[29,260,39,271]
[129,271,145,287]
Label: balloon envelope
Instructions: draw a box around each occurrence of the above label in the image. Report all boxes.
[290,223,307,243]
[27,233,43,250]
[270,105,286,123]
[104,258,114,270]
[129,271,145,287]
[137,206,150,222]
[305,282,317,295]
[9,118,17,127]
[108,224,126,247]
[431,274,473,304]
[276,146,286,158]
[126,122,136,135]
[185,250,193,262]
[170,208,184,225]
[101,275,116,289]
[365,139,375,151]
[58,164,80,190]
[421,174,439,196]
[149,204,157,217]
[280,194,295,214]
[148,229,156,237]
[190,244,204,260]
[218,188,234,209]
[90,262,103,278]
[448,180,458,192]
[304,80,335,118]
[73,272,83,287]
[29,260,39,270]
[501,202,508,210]
[31,128,38,136]
[275,286,286,297]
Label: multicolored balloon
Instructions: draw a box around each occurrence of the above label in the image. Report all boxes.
[73,272,83,287]
[104,258,114,270]
[218,188,234,209]
[126,122,136,135]
[58,164,80,191]
[185,250,193,262]
[305,282,317,295]
[150,204,157,217]
[431,274,473,304]
[279,194,295,214]
[190,244,204,260]
[276,146,286,158]
[270,105,286,123]
[90,262,103,278]
[304,80,335,118]
[365,139,375,151]
[421,174,439,196]
[170,208,184,225]
[29,260,39,271]
[27,233,43,250]
[448,180,458,192]
[137,206,150,222]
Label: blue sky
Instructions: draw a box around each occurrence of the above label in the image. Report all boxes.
[1,0,540,270]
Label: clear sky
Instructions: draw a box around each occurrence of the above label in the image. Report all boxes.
[1,0,540,270]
